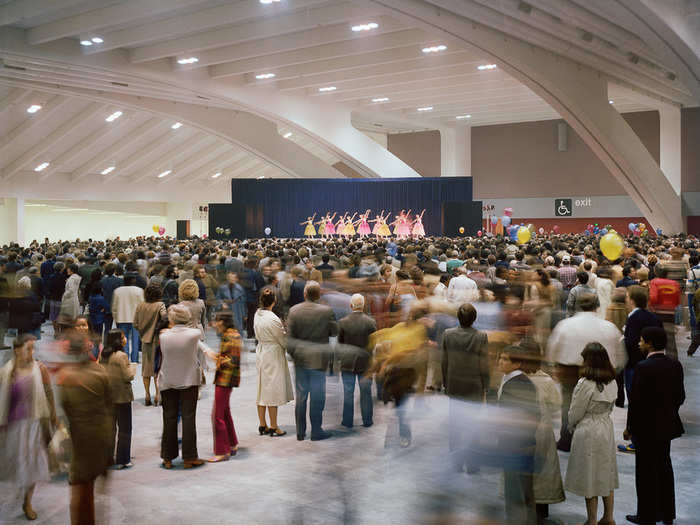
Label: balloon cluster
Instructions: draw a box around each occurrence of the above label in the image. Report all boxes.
[151,225,165,236]
[628,222,648,236]
[215,226,232,236]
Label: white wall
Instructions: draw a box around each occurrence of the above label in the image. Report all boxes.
[0,198,19,246]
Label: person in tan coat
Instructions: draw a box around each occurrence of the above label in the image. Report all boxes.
[134,284,167,406]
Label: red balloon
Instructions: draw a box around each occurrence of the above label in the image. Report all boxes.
[553,225,560,233]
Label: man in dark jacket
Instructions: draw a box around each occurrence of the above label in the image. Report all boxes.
[337,294,376,428]
[287,281,337,441]
[625,327,685,525]
[100,263,123,340]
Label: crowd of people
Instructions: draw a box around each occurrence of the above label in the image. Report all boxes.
[0,229,696,525]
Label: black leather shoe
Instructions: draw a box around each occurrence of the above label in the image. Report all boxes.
[625,515,640,524]
[310,430,332,441]
[297,434,305,441]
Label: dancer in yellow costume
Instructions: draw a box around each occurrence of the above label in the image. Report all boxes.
[343,212,357,237]
[300,213,316,237]
[378,211,392,237]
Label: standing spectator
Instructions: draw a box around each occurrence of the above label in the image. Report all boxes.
[134,284,167,406]
[7,277,42,339]
[101,330,136,469]
[287,281,337,441]
[565,342,619,525]
[566,271,599,316]
[546,295,624,451]
[625,327,685,525]
[557,255,577,291]
[47,262,67,335]
[254,289,294,436]
[686,255,700,344]
[161,266,179,307]
[446,266,479,306]
[157,304,205,470]
[338,294,377,429]
[648,266,681,358]
[688,283,700,357]
[241,258,265,339]
[194,266,218,321]
[100,263,123,340]
[616,265,639,288]
[60,263,82,322]
[595,266,615,319]
[87,282,109,338]
[216,272,246,333]
[112,275,145,363]
[177,279,207,340]
[0,335,57,521]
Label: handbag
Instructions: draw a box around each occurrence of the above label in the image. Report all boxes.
[48,424,72,475]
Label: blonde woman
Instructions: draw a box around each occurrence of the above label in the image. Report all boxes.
[178,279,207,340]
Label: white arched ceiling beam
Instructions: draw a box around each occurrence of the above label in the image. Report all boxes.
[0,94,70,157]
[161,143,232,184]
[0,87,32,119]
[371,0,684,232]
[0,0,86,27]
[129,134,213,184]
[183,151,250,187]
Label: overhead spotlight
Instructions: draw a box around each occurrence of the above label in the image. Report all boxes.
[609,99,614,104]
[80,40,93,46]
[283,132,293,138]
[100,166,115,175]
[177,57,199,65]
[34,162,50,172]
[255,73,276,79]
[171,122,182,129]
[422,45,447,54]
[477,64,497,70]
[456,114,471,119]
[91,37,103,43]
[372,97,389,102]
[417,106,433,111]
[157,170,172,178]
[318,86,336,92]
[517,1,532,14]
[260,0,281,4]
[26,104,42,113]
[351,22,379,32]
[105,111,123,122]
[211,172,222,179]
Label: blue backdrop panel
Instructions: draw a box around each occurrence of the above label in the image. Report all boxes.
[220,177,473,238]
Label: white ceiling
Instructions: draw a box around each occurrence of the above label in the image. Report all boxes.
[0,0,697,185]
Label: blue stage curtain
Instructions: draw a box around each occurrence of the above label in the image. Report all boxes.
[226,177,473,238]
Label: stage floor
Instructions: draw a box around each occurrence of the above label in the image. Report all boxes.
[1,327,698,524]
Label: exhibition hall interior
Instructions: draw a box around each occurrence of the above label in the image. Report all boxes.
[0,0,699,524]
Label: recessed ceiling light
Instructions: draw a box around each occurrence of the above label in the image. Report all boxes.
[105,111,123,122]
[157,170,172,178]
[171,122,182,129]
[80,40,93,46]
[260,0,281,4]
[34,162,50,172]
[456,114,471,119]
[177,57,199,65]
[417,106,433,112]
[101,166,115,175]
[91,37,103,43]
[211,172,222,179]
[477,64,497,70]
[318,86,337,92]
[422,45,447,54]
[372,97,389,103]
[255,73,276,79]
[283,132,293,139]
[26,104,42,113]
[609,99,614,104]
[351,22,379,32]
[24,203,47,207]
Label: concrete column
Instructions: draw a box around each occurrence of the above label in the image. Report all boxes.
[16,196,24,246]
[659,106,682,195]
[440,126,471,177]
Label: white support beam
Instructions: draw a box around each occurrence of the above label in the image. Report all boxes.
[183,150,249,186]
[26,0,210,45]
[37,109,131,182]
[0,94,70,157]
[0,0,86,27]
[228,157,267,180]
[126,0,357,62]
[0,87,33,120]
[128,133,212,183]
[164,143,232,183]
[176,16,410,70]
[71,119,162,182]
[2,102,102,181]
[209,28,429,78]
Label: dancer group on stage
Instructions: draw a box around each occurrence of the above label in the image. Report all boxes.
[301,209,426,239]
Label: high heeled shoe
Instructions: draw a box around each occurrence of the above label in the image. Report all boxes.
[258,425,269,435]
[22,503,37,520]
[268,427,287,437]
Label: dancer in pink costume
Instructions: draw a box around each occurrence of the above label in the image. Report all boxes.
[400,210,412,238]
[371,210,384,236]
[335,213,347,238]
[324,212,337,237]
[356,209,372,237]
[412,209,426,238]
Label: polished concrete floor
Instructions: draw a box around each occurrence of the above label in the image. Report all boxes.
[1,326,698,524]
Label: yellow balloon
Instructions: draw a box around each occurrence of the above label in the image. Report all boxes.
[600,231,624,261]
[458,226,465,234]
[152,225,158,232]
[516,226,531,244]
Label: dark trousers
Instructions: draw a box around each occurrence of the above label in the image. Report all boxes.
[341,371,373,427]
[161,386,198,461]
[294,366,326,439]
[103,314,113,344]
[689,325,700,356]
[635,439,676,523]
[504,471,537,525]
[212,385,238,455]
[246,303,257,339]
[556,364,580,449]
[657,313,677,359]
[113,402,132,465]
[615,370,625,405]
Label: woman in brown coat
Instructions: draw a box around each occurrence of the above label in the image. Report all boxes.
[134,284,167,406]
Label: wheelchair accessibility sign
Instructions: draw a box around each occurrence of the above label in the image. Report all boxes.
[555,199,572,217]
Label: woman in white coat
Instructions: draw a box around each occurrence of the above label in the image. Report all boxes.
[60,263,82,321]
[253,289,293,437]
[595,266,615,319]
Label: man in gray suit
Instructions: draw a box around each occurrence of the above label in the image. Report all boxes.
[338,294,377,428]
[287,281,337,441]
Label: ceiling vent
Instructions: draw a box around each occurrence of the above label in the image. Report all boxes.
[581,31,593,42]
[628,53,639,64]
[667,72,676,81]
[517,1,532,14]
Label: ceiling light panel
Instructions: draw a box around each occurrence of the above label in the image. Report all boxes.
[260,0,281,4]
[351,22,379,32]
[255,73,276,79]
[177,57,199,65]
[100,166,115,175]
[372,97,389,103]
[456,114,471,119]
[26,104,42,113]
[105,111,123,122]
[417,106,433,112]
[318,86,336,92]
[211,172,222,179]
[171,122,182,129]
[157,170,172,178]
[283,132,293,139]
[80,40,93,46]
[422,45,447,54]
[91,37,103,43]
[477,64,497,70]
[34,162,50,171]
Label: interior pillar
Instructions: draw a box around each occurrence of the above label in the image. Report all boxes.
[659,106,682,196]
[440,126,471,178]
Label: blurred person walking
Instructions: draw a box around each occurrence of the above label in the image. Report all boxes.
[60,263,82,322]
[254,289,293,436]
[0,335,57,521]
[134,284,167,406]
[565,343,619,525]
